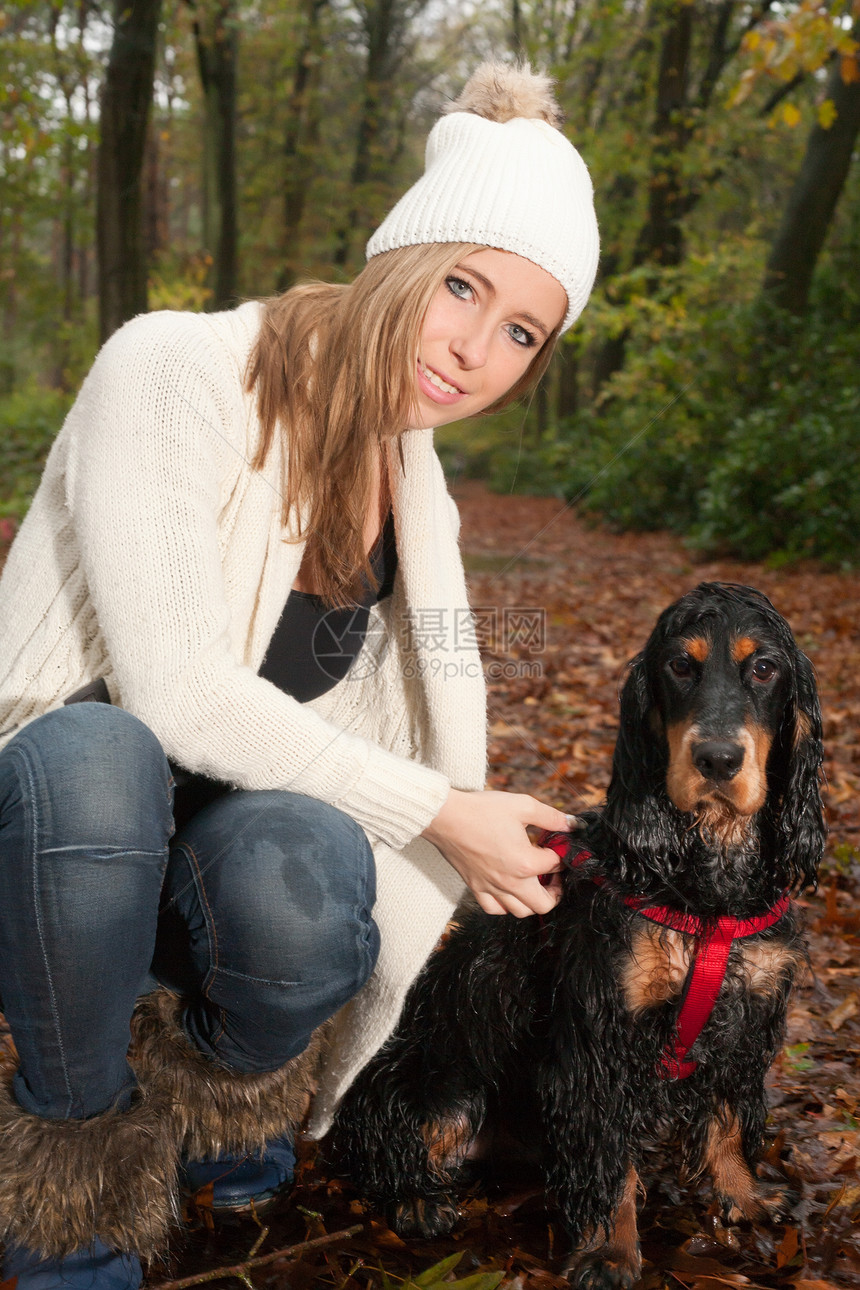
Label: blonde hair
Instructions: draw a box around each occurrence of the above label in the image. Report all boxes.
[247,243,560,606]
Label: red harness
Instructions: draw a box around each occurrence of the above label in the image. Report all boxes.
[539,832,790,1080]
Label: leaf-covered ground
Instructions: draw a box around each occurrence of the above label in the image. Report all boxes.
[1,485,858,1289]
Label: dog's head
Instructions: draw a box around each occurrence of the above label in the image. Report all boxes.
[603,582,824,902]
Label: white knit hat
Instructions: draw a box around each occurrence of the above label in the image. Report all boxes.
[366,63,600,332]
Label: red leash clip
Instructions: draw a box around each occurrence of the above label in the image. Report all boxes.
[536,830,592,884]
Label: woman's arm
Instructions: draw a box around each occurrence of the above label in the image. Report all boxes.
[65,311,451,851]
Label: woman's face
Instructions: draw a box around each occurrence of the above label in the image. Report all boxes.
[407,247,567,431]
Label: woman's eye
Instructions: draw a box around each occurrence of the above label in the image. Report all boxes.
[507,322,536,348]
[752,658,778,682]
[446,276,473,301]
[669,656,694,679]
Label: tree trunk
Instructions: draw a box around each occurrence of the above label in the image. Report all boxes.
[763,20,860,315]
[145,120,169,261]
[534,368,549,441]
[192,0,239,310]
[591,0,693,394]
[557,345,579,421]
[279,0,327,290]
[333,0,399,268]
[96,0,162,343]
[511,0,525,55]
[633,0,693,269]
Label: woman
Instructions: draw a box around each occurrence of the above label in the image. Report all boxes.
[0,62,599,1289]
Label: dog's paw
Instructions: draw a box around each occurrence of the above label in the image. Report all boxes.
[563,1253,640,1290]
[758,1178,802,1224]
[720,1178,802,1227]
[388,1195,461,1238]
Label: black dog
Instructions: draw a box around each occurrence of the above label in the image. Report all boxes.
[330,583,825,1286]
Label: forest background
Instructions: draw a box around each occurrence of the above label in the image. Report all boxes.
[1,0,860,562]
[3,6,860,1285]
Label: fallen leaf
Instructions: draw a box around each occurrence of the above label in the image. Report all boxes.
[775,1225,799,1268]
[826,992,858,1030]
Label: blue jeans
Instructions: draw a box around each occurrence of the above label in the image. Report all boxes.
[0,703,379,1122]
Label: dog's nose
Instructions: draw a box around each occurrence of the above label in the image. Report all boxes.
[692,740,745,782]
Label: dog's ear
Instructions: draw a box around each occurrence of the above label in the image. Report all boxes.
[773,649,825,891]
[602,650,678,877]
[607,652,664,809]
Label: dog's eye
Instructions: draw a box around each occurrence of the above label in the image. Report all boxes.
[668,656,694,679]
[752,657,778,682]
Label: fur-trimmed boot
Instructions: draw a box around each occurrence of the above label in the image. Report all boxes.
[0,1052,180,1277]
[129,988,329,1212]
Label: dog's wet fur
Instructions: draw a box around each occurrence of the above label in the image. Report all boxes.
[330,583,825,1287]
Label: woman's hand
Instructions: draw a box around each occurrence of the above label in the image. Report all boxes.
[421,788,574,917]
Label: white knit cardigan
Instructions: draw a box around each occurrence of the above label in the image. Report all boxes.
[0,301,488,1132]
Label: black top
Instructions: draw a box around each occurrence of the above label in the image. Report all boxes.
[258,509,398,703]
[171,516,398,830]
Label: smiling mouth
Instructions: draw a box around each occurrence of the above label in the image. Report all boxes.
[418,360,464,396]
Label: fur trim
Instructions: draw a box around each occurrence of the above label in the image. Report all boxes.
[129,989,329,1161]
[0,1054,179,1262]
[446,61,562,127]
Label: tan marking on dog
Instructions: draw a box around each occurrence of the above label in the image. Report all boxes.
[732,636,759,664]
[570,1167,643,1284]
[394,1196,460,1237]
[692,800,754,849]
[622,922,692,1014]
[704,1107,794,1223]
[740,939,805,997]
[606,1166,643,1273]
[704,1110,762,1219]
[665,720,697,809]
[793,708,811,751]
[666,721,770,827]
[747,722,774,794]
[423,1114,474,1181]
[683,637,709,663]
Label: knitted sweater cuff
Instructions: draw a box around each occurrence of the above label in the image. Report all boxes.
[340,747,451,850]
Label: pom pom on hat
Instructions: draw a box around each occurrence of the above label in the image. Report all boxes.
[366,61,599,332]
[444,60,562,127]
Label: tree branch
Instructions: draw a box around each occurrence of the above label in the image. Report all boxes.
[147,1224,364,1290]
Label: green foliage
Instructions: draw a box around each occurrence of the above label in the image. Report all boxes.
[693,384,860,565]
[435,407,548,487]
[782,1042,814,1074]
[0,387,71,520]
[501,246,860,566]
[1,1,102,391]
[148,256,214,312]
[824,842,860,884]
[2,0,859,567]
[377,1252,504,1290]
